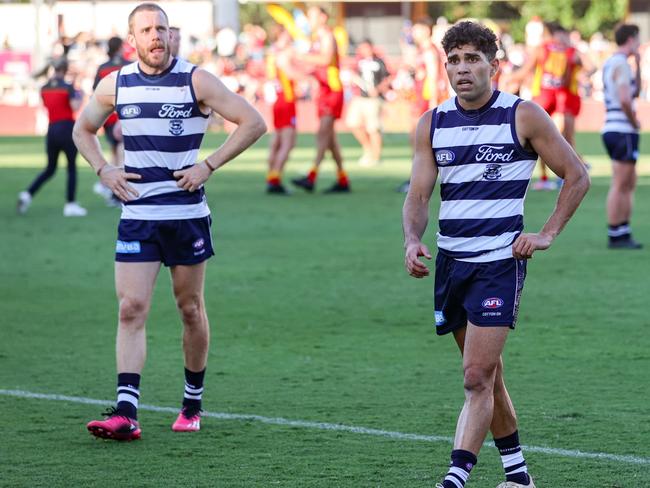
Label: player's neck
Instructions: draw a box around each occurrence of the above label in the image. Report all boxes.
[138,58,173,76]
[456,89,494,111]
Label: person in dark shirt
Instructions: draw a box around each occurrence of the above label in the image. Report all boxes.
[346,39,391,166]
[17,59,86,216]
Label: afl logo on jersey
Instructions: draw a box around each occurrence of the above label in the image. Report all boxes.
[169,120,184,136]
[482,297,504,309]
[120,105,141,118]
[436,150,455,165]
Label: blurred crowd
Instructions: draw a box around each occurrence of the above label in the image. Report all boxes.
[2,16,650,118]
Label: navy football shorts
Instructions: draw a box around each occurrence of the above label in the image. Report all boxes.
[115,217,214,267]
[433,252,527,336]
[602,132,639,163]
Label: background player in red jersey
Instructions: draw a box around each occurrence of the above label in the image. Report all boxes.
[17,59,86,217]
[92,37,129,204]
[265,24,300,194]
[291,6,350,193]
[397,17,443,193]
[509,22,584,190]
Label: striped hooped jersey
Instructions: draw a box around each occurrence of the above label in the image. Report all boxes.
[602,53,638,134]
[116,58,210,221]
[432,91,538,262]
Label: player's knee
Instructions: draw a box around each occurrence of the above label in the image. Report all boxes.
[463,364,496,394]
[118,296,149,326]
[176,295,204,326]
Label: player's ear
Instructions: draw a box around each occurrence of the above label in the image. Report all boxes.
[489,58,499,77]
[127,32,136,49]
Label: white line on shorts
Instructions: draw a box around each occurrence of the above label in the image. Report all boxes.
[1,388,648,466]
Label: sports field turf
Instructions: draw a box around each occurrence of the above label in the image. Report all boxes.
[0,132,648,487]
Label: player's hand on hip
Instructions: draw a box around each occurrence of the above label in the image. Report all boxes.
[405,242,432,278]
[100,165,141,202]
[512,232,553,260]
[174,163,211,192]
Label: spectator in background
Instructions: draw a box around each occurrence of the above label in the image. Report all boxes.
[17,59,87,217]
[346,39,391,167]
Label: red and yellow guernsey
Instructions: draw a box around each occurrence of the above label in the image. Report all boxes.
[267,52,295,104]
[311,31,342,94]
[531,41,576,95]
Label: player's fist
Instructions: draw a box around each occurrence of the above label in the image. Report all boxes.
[512,232,553,259]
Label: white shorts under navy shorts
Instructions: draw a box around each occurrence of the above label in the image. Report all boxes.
[116,216,214,266]
[602,132,639,163]
[434,252,527,336]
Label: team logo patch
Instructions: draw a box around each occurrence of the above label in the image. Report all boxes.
[436,149,455,165]
[169,120,184,136]
[120,105,141,118]
[482,163,502,180]
[434,310,446,327]
[482,297,504,309]
[192,238,205,250]
[116,240,141,254]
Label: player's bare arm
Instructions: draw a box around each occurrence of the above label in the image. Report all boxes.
[614,65,640,129]
[298,31,335,67]
[72,72,142,201]
[173,68,267,192]
[507,45,541,85]
[403,110,437,278]
[512,101,590,259]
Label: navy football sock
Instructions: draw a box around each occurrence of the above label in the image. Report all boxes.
[441,449,477,487]
[494,430,530,485]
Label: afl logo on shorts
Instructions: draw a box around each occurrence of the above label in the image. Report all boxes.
[436,150,455,165]
[120,105,141,118]
[482,297,504,309]
[192,238,205,250]
[169,120,184,136]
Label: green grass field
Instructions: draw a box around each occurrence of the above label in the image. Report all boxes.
[0,132,648,487]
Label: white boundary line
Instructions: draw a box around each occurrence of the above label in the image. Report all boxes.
[1,388,648,466]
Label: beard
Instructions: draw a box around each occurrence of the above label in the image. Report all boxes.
[136,43,170,71]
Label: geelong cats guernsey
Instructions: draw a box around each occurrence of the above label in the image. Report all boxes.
[116,58,210,221]
[432,90,538,263]
[602,53,638,135]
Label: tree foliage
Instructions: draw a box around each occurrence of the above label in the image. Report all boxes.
[433,0,628,42]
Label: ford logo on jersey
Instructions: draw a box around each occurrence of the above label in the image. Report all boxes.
[436,149,455,165]
[476,144,514,162]
[159,103,193,118]
[120,105,141,118]
[482,297,504,309]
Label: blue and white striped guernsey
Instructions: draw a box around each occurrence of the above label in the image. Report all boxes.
[116,58,210,221]
[432,90,538,263]
[602,53,638,135]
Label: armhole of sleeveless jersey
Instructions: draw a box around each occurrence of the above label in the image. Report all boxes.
[429,108,437,150]
[189,65,210,119]
[510,99,538,159]
[114,68,121,111]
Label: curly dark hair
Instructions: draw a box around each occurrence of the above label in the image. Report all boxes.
[441,21,498,61]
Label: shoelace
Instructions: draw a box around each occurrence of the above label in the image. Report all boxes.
[181,406,202,419]
[101,406,128,418]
